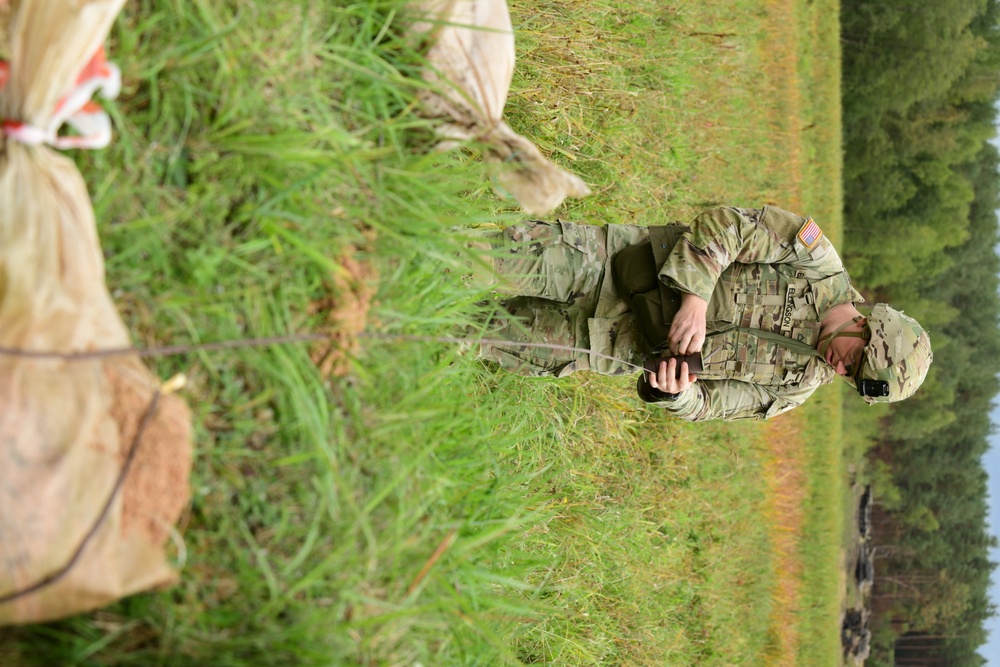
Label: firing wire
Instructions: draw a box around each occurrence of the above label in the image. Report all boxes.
[0,331,647,372]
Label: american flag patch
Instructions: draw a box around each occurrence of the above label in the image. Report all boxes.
[797,218,823,249]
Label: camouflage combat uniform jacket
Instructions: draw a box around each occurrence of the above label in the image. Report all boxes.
[475,206,862,422]
[640,206,864,421]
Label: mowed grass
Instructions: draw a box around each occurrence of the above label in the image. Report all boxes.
[507,1,848,662]
[0,0,845,666]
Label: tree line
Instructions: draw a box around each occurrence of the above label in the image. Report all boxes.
[841,0,1000,665]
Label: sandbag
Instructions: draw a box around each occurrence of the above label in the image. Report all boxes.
[414,0,591,215]
[0,0,193,626]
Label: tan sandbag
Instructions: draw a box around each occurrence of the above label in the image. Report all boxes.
[0,0,193,626]
[0,2,10,61]
[414,0,591,215]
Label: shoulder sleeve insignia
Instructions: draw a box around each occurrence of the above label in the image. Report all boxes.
[797,217,823,250]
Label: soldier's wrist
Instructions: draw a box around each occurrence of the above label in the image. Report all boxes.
[650,387,682,401]
[638,374,680,403]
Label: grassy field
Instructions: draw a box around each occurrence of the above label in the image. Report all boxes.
[0,0,848,665]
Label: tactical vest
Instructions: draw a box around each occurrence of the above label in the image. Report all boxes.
[613,225,839,387]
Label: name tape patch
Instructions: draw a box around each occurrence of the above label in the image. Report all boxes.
[797,217,823,250]
[781,285,796,332]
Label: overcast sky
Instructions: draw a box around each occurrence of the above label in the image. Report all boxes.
[982,401,999,664]
[978,133,1000,666]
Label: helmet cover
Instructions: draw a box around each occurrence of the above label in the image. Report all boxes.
[854,304,933,404]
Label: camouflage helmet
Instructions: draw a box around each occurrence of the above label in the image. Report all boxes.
[850,304,933,404]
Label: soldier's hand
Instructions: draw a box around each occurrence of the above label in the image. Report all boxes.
[648,359,697,394]
[668,293,708,355]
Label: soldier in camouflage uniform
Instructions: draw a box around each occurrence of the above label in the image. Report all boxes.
[472,206,933,421]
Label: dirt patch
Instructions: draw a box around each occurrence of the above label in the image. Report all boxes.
[763,0,805,212]
[310,245,378,378]
[761,412,808,667]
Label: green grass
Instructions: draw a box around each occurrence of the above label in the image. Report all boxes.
[0,0,848,665]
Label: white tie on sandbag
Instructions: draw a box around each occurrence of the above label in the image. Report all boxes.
[0,51,120,149]
[414,0,591,215]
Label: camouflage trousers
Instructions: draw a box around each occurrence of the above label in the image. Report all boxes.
[471,220,651,377]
